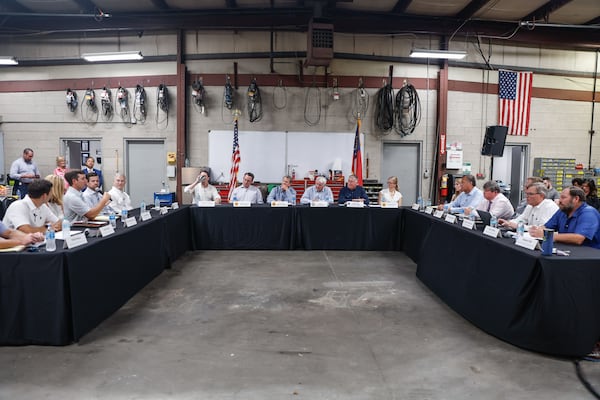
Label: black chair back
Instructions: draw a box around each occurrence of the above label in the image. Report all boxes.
[1,196,17,219]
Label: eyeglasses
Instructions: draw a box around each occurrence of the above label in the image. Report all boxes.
[525,192,540,196]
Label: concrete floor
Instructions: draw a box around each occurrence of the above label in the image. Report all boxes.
[1,251,598,399]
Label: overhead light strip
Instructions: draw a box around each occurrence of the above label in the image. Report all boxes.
[0,56,18,65]
[410,49,466,60]
[81,51,143,62]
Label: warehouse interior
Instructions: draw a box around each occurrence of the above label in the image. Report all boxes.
[1,1,600,399]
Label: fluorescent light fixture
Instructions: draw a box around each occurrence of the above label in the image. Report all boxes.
[0,56,18,65]
[410,49,467,60]
[81,51,143,62]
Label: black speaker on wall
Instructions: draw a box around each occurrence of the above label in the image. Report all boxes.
[481,125,508,157]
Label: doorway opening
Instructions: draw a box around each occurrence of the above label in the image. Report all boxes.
[491,144,529,208]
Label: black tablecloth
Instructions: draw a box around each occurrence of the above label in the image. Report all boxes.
[407,209,600,357]
[295,206,403,250]
[191,205,296,250]
[0,252,71,345]
[1,206,191,345]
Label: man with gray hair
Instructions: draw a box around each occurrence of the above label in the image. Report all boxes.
[300,176,334,204]
[499,182,558,230]
[472,180,514,219]
[108,173,132,213]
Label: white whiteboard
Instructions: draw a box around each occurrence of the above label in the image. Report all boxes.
[208,130,363,183]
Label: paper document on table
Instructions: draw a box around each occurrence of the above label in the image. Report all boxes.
[55,230,83,240]
[0,245,25,252]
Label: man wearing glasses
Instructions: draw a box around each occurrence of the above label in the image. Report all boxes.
[529,186,600,249]
[498,182,558,230]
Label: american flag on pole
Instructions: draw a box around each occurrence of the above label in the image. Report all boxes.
[352,117,363,185]
[227,117,241,201]
[498,69,533,136]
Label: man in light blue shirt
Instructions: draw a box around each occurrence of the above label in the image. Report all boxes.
[9,148,41,198]
[443,174,484,213]
[300,176,334,204]
[267,175,296,204]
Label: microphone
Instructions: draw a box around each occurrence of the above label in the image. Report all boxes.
[199,175,207,182]
[95,187,104,195]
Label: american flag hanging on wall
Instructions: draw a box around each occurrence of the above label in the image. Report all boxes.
[227,117,241,201]
[498,69,533,136]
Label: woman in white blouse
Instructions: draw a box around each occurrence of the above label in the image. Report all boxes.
[378,176,403,206]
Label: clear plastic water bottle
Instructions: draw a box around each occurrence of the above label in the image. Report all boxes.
[109,211,116,228]
[154,196,160,209]
[140,200,146,211]
[490,213,498,228]
[62,218,70,239]
[417,196,423,211]
[45,224,56,252]
[121,208,128,225]
[517,221,525,238]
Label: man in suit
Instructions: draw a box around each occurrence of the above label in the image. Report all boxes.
[82,156,104,190]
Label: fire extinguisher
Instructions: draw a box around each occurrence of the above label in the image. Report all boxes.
[440,174,449,198]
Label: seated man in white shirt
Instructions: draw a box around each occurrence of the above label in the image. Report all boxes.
[83,172,113,214]
[498,182,559,230]
[108,173,133,213]
[2,179,61,233]
[230,172,264,204]
[300,176,334,204]
[63,170,112,223]
[184,170,221,204]
[469,180,514,220]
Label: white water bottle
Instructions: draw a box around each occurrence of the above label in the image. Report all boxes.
[121,208,128,226]
[109,211,116,228]
[45,224,56,252]
[490,214,498,228]
[62,218,70,239]
[154,196,160,209]
[517,221,525,238]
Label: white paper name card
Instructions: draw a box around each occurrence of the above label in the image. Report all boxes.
[411,203,419,210]
[171,202,179,209]
[346,201,365,208]
[99,224,115,237]
[140,211,152,221]
[462,219,475,230]
[198,200,216,207]
[483,226,500,238]
[270,201,290,207]
[65,233,88,249]
[160,207,169,215]
[310,201,329,208]
[233,201,251,208]
[124,216,138,227]
[515,236,539,251]
[433,210,444,218]
[381,202,399,209]
[445,214,457,224]
[425,206,434,214]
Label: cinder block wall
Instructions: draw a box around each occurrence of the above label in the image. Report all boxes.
[0,31,598,199]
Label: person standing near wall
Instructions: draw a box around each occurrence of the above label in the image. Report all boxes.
[9,148,40,199]
[82,157,104,190]
[53,156,69,189]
